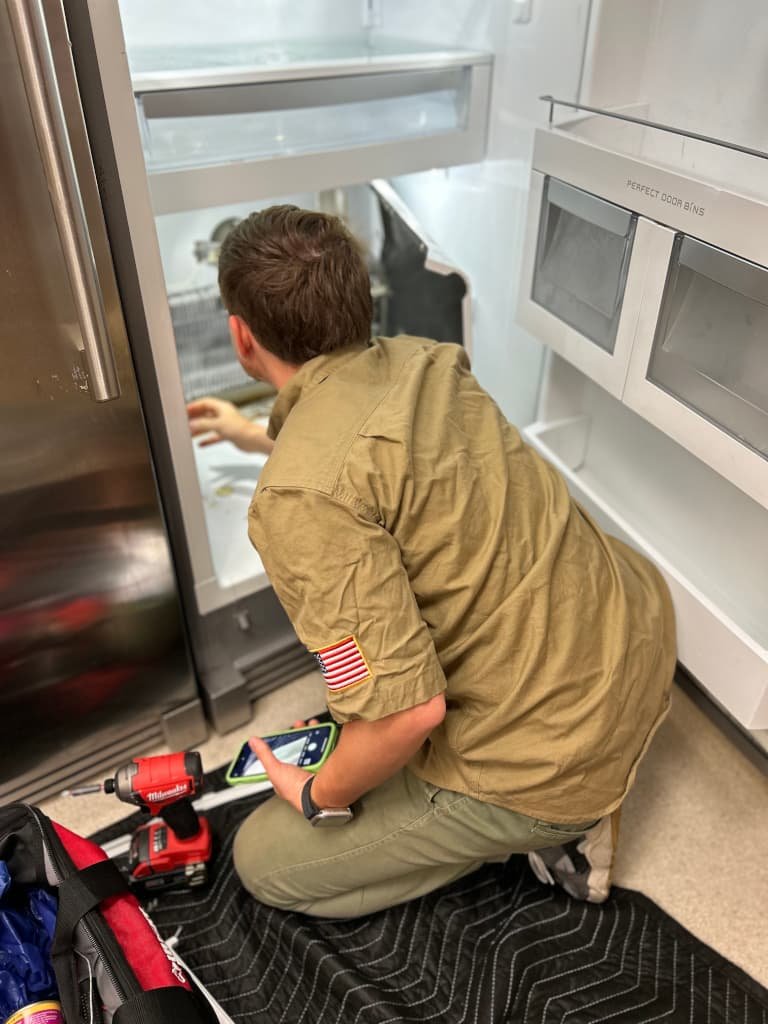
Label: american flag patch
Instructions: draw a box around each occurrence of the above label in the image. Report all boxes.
[312,635,371,692]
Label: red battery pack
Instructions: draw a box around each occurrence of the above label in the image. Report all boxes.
[128,815,213,892]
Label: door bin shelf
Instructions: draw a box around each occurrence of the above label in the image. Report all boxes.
[625,233,768,510]
[532,177,636,354]
[650,236,768,455]
[132,41,492,213]
[518,172,648,398]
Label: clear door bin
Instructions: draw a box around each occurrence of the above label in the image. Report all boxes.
[532,178,637,354]
[649,236,768,459]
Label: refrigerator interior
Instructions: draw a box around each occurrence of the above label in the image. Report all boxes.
[128,0,562,420]
[112,0,577,627]
[156,182,470,607]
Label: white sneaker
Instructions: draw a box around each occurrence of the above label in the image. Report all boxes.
[527,810,621,904]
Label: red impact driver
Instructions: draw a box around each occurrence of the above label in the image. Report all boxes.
[66,752,213,893]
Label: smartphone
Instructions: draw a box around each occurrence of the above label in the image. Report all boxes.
[225,723,338,785]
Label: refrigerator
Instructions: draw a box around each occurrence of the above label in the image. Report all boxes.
[4,0,766,797]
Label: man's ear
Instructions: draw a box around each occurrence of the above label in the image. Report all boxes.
[228,314,253,361]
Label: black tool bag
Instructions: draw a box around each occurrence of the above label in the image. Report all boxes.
[0,803,217,1024]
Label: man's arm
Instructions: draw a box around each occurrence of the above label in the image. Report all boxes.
[249,692,446,814]
[248,487,449,814]
[187,396,274,454]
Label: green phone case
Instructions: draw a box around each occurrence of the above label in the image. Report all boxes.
[225,722,338,785]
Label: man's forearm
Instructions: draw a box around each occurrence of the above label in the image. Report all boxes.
[240,421,275,454]
[310,694,445,809]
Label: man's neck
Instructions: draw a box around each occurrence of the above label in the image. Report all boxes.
[259,349,302,392]
[269,361,301,391]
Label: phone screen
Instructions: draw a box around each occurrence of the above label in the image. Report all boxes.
[229,725,335,780]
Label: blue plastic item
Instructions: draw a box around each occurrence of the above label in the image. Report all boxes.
[0,861,60,1021]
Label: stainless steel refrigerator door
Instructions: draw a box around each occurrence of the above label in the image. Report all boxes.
[0,0,202,802]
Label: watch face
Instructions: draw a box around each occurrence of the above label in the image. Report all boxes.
[310,808,354,827]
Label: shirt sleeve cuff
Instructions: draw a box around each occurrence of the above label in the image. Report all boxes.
[327,663,446,724]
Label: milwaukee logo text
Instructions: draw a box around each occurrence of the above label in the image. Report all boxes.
[147,784,189,802]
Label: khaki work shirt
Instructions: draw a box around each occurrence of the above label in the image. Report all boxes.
[248,336,676,823]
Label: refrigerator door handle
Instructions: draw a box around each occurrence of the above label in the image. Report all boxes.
[6,0,120,402]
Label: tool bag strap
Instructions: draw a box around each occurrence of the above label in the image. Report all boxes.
[51,858,129,955]
[114,986,218,1024]
[50,859,131,1022]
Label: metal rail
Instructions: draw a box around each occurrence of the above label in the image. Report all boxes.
[540,95,768,164]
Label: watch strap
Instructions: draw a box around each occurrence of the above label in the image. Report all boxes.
[301,775,320,820]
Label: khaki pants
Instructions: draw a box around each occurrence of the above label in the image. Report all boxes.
[233,768,597,918]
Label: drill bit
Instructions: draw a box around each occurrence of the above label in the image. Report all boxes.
[61,783,104,797]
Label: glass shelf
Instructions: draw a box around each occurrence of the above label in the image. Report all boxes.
[128,36,475,77]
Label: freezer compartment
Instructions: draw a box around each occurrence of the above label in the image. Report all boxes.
[532,177,637,354]
[166,182,470,409]
[157,181,470,616]
[648,235,768,459]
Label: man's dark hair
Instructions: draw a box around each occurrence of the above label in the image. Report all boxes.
[218,205,373,364]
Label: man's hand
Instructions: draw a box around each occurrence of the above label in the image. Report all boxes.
[311,694,446,810]
[247,736,308,814]
[187,397,274,455]
[251,695,445,816]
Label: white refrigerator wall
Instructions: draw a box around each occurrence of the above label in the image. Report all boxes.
[392,0,592,427]
[375,0,509,50]
[583,0,768,182]
[117,0,364,49]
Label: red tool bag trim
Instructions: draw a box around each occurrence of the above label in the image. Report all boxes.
[53,823,190,994]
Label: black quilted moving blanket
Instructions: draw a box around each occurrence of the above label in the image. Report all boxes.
[93,787,768,1023]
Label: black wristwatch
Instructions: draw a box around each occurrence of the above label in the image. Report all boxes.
[301,776,354,827]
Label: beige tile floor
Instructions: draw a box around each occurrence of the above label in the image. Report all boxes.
[41,673,768,989]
